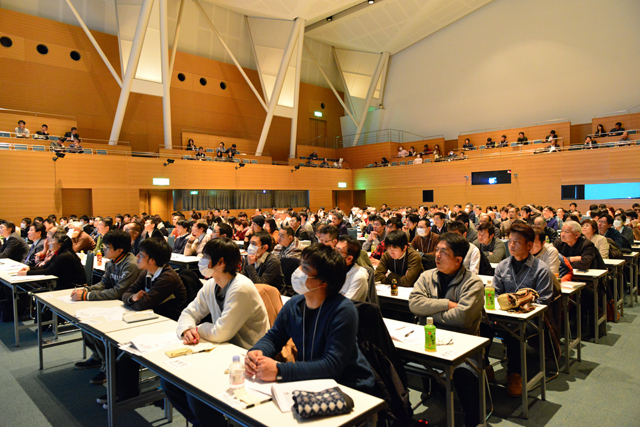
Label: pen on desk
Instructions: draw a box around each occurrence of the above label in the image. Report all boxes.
[245,398,272,409]
[404,330,414,338]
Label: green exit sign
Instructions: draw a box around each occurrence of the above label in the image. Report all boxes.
[314,111,323,118]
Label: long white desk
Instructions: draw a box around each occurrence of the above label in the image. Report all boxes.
[0,259,57,346]
[107,320,386,427]
[559,282,587,373]
[384,318,489,427]
[572,269,608,343]
[622,252,639,307]
[603,258,626,321]
[169,253,200,270]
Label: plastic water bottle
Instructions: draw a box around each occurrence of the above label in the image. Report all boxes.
[424,317,436,352]
[485,279,495,310]
[229,355,245,390]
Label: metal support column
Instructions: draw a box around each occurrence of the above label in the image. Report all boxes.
[159,0,172,149]
[108,0,155,145]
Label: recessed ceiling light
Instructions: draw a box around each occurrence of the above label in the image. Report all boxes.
[368,0,375,4]
[326,16,333,21]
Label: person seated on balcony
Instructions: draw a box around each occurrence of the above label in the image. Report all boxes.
[458,152,467,160]
[407,146,417,156]
[320,158,330,168]
[594,124,607,138]
[50,137,66,153]
[381,157,390,166]
[186,139,196,151]
[68,140,84,154]
[545,129,558,144]
[227,143,238,156]
[617,131,632,146]
[422,144,432,154]
[546,139,560,153]
[446,149,456,158]
[308,150,319,160]
[463,138,473,150]
[583,135,598,149]
[215,142,226,157]
[485,137,495,148]
[34,124,50,140]
[414,153,423,164]
[397,146,409,157]
[195,146,206,160]
[432,145,441,160]
[64,127,81,142]
[332,158,342,168]
[14,120,30,138]
[498,135,508,147]
[516,131,528,145]
[609,122,625,136]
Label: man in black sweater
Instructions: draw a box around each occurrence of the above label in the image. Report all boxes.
[242,231,285,293]
[0,221,29,262]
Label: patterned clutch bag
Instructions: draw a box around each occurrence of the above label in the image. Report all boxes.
[291,387,354,419]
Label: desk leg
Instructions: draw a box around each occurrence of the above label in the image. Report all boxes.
[619,267,624,318]
[594,279,600,344]
[106,340,118,427]
[539,314,546,401]
[563,295,570,374]
[612,270,619,323]
[520,322,528,419]
[479,350,487,426]
[12,285,19,347]
[601,282,607,338]
[37,300,44,370]
[577,292,582,363]
[634,262,639,303]
[445,366,454,427]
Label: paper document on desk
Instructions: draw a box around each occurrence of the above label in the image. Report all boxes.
[75,306,128,321]
[9,274,51,281]
[57,295,81,304]
[129,331,182,354]
[244,377,274,396]
[271,379,338,413]
[386,323,422,345]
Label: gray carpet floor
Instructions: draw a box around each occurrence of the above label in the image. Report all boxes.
[1,299,639,426]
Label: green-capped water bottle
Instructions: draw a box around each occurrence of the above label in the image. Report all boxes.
[424,317,436,352]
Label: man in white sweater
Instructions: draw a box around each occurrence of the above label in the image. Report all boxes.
[161,237,269,426]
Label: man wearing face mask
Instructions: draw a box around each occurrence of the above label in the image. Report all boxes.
[71,230,141,384]
[246,244,376,394]
[614,213,634,247]
[242,231,285,293]
[411,219,440,255]
[20,217,31,240]
[374,230,424,287]
[598,214,630,250]
[164,237,269,426]
[336,236,369,301]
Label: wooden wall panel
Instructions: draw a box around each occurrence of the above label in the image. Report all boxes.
[457,122,572,150]
[0,112,77,137]
[296,145,337,160]
[61,189,92,217]
[0,9,343,161]
[337,142,394,170]
[591,113,640,133]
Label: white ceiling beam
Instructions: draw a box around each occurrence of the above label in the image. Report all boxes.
[169,0,186,74]
[352,51,388,146]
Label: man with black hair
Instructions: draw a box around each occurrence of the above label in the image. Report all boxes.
[531,227,560,275]
[273,226,303,260]
[404,213,420,242]
[20,217,31,240]
[288,212,310,241]
[123,238,187,320]
[242,231,285,292]
[24,222,46,266]
[609,121,625,136]
[362,216,387,252]
[473,221,506,263]
[533,216,557,244]
[431,212,448,235]
[448,221,481,274]
[318,225,372,269]
[184,222,211,256]
[72,230,140,384]
[454,211,477,243]
[411,218,440,255]
[331,212,349,236]
[374,230,423,287]
[172,219,190,254]
[246,244,376,394]
[0,221,29,262]
[79,215,94,234]
[142,217,164,241]
[519,205,540,227]
[336,236,369,301]
[492,221,553,397]
[598,214,630,250]
[409,232,485,426]
[211,222,233,239]
[93,217,113,254]
[163,237,269,426]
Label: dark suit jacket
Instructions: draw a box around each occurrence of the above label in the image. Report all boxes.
[0,233,29,262]
[64,131,81,141]
[605,227,630,250]
[293,226,310,241]
[25,238,45,266]
[27,250,86,290]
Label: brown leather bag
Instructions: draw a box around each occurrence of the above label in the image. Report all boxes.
[497,288,540,313]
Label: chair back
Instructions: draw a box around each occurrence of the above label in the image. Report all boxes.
[279,257,301,296]
[167,234,176,248]
[84,252,95,287]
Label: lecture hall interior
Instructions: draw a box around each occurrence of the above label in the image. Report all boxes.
[0,0,640,426]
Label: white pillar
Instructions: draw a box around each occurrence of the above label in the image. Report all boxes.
[289,20,305,159]
[159,0,172,149]
[352,51,388,146]
[169,0,185,74]
[108,0,155,145]
[255,18,302,157]
[64,0,122,87]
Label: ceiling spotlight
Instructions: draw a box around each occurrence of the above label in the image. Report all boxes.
[235,163,246,170]
[368,0,375,4]
[464,175,469,179]
[163,158,175,167]
[294,165,300,170]
[52,151,65,161]
[326,16,333,22]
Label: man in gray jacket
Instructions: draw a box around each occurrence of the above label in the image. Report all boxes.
[71,230,141,385]
[408,232,484,427]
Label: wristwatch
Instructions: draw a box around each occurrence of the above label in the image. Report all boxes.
[276,363,283,382]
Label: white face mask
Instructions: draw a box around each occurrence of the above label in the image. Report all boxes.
[198,258,215,278]
[416,227,426,237]
[20,223,26,229]
[626,218,631,225]
[613,220,622,228]
[291,268,318,295]
[328,215,333,221]
[246,244,258,256]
